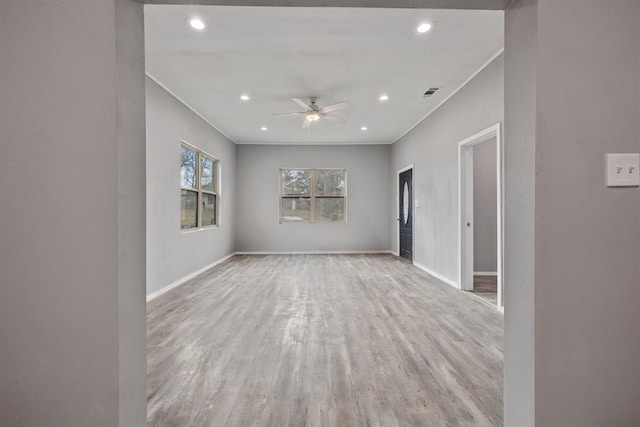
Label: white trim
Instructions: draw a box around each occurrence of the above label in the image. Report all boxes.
[396,164,415,261]
[457,124,501,147]
[278,168,348,225]
[392,48,504,145]
[146,253,235,302]
[460,145,474,291]
[413,262,459,289]
[466,290,503,311]
[146,71,237,143]
[180,139,219,162]
[236,250,394,255]
[474,271,498,276]
[180,141,221,229]
[397,164,414,174]
[458,123,504,309]
[179,226,220,235]
[235,141,391,146]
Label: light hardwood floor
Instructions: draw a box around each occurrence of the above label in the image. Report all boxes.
[471,275,498,306]
[147,254,503,426]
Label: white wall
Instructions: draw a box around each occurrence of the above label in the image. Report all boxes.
[390,53,504,283]
[235,144,391,253]
[473,138,498,272]
[146,77,236,296]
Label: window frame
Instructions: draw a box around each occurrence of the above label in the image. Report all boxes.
[180,141,219,231]
[279,168,347,224]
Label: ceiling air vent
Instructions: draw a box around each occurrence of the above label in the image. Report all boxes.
[423,87,440,97]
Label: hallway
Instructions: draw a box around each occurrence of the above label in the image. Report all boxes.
[147,254,503,426]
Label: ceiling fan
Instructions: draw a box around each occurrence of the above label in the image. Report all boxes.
[273,97,349,128]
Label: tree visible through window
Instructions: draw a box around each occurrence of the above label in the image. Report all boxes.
[181,144,218,229]
[280,168,346,224]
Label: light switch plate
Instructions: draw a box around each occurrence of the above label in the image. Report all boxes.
[606,153,640,187]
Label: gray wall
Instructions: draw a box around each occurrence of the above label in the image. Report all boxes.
[473,138,498,272]
[390,53,504,281]
[116,0,147,424]
[505,0,640,425]
[236,144,390,252]
[4,2,639,425]
[146,77,237,296]
[504,0,536,424]
[534,0,640,424]
[0,1,146,426]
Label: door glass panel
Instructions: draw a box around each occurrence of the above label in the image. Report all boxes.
[281,197,310,223]
[403,181,410,224]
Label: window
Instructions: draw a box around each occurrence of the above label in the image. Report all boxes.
[180,144,218,229]
[280,168,346,224]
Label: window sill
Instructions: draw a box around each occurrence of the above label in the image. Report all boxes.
[279,222,348,225]
[180,225,219,234]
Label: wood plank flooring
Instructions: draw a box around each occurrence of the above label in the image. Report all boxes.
[147,254,503,426]
[471,275,498,306]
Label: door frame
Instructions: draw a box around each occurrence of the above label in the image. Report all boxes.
[458,123,503,309]
[396,164,415,261]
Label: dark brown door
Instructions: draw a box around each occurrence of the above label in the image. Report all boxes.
[399,169,413,261]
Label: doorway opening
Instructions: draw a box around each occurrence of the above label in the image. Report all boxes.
[458,123,503,309]
[397,165,414,262]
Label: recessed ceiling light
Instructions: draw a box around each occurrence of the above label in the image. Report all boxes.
[379,94,389,102]
[240,95,250,101]
[361,126,368,131]
[417,23,432,33]
[189,18,206,31]
[261,126,268,131]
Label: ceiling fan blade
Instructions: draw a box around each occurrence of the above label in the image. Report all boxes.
[291,97,310,110]
[321,102,349,113]
[323,114,347,124]
[273,111,306,116]
[301,118,311,129]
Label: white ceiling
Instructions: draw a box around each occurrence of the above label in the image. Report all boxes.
[144,6,503,145]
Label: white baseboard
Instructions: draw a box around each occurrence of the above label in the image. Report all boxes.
[146,252,236,302]
[474,271,498,276]
[413,262,460,289]
[235,250,394,255]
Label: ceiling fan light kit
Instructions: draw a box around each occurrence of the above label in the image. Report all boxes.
[273,97,350,129]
